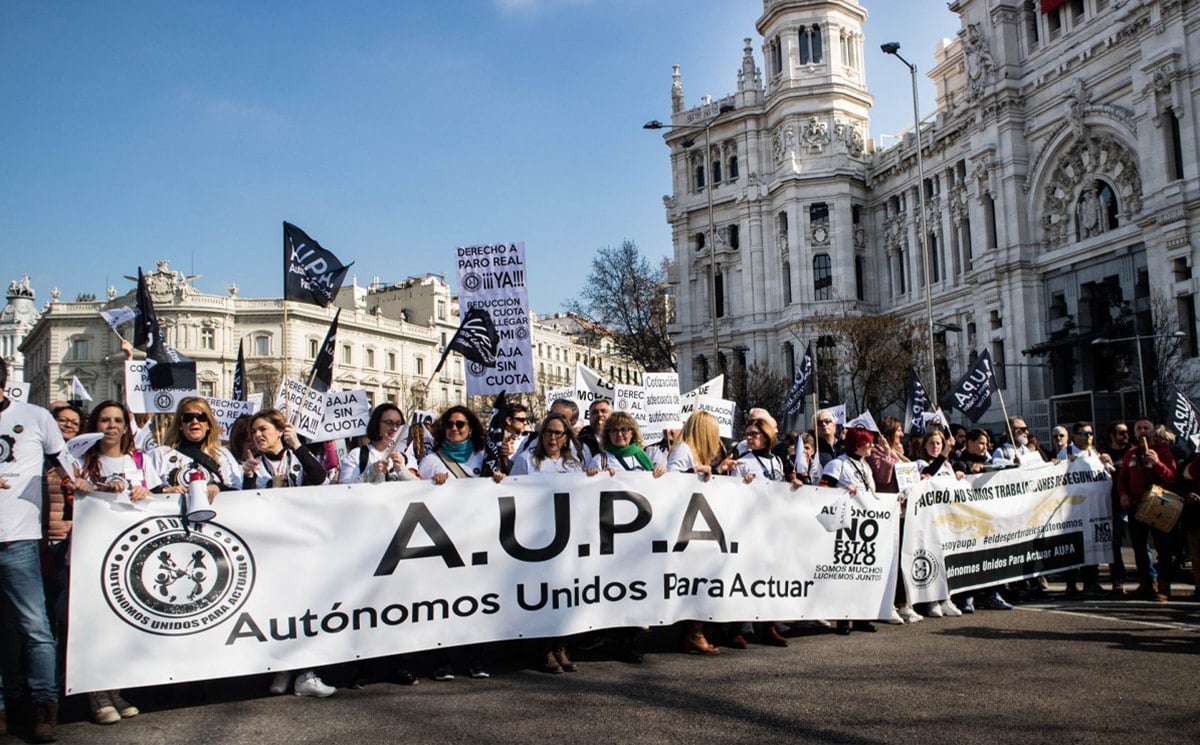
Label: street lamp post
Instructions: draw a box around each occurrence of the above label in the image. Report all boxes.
[645,102,735,384]
[881,42,940,401]
[1091,330,1185,415]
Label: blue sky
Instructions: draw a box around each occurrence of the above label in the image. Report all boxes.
[2,1,959,315]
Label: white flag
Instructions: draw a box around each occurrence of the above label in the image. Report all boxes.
[99,307,137,333]
[845,409,878,433]
[70,376,93,402]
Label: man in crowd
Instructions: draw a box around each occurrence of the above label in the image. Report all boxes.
[0,359,62,742]
[992,415,1039,466]
[1101,421,1133,594]
[578,398,612,462]
[1116,416,1177,601]
[502,402,533,454]
[814,408,842,467]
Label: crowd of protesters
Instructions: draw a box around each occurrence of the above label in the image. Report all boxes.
[1,353,1197,739]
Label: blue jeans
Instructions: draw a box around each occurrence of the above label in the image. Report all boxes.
[1127,519,1172,586]
[0,540,59,704]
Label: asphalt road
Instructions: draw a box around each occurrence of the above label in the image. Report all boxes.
[27,590,1200,745]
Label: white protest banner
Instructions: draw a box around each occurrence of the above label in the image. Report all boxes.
[544,387,575,413]
[455,242,534,396]
[613,384,649,432]
[274,377,326,439]
[311,389,370,443]
[680,375,724,417]
[204,397,259,440]
[3,380,30,403]
[574,362,613,404]
[894,462,921,492]
[695,394,736,439]
[66,473,898,694]
[246,392,264,411]
[124,360,197,414]
[643,373,682,432]
[901,459,1112,604]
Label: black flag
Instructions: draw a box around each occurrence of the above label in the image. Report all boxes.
[308,309,340,394]
[232,340,247,401]
[1169,386,1200,449]
[132,267,195,390]
[479,390,508,479]
[283,221,353,308]
[903,371,931,436]
[782,343,815,417]
[940,350,998,423]
[433,306,499,375]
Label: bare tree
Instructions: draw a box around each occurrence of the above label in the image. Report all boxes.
[566,241,676,372]
[820,313,925,415]
[1147,291,1194,421]
[727,360,790,424]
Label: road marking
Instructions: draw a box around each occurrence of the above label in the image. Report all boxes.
[1019,603,1200,632]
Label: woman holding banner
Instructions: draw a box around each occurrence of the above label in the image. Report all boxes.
[820,426,880,635]
[150,397,242,500]
[666,411,724,655]
[71,400,156,724]
[239,409,334,697]
[418,406,497,679]
[512,412,584,475]
[341,404,416,483]
[585,412,665,478]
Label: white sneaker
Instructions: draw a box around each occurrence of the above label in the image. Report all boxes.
[939,599,963,617]
[269,671,293,695]
[924,602,944,618]
[293,670,335,698]
[886,607,904,625]
[897,605,923,624]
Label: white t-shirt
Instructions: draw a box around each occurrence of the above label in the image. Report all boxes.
[419,449,486,480]
[734,450,785,481]
[586,449,654,473]
[340,444,413,484]
[151,446,242,491]
[822,455,875,493]
[0,399,66,541]
[666,442,701,473]
[511,450,583,475]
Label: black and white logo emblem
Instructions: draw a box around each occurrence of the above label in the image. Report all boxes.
[102,517,255,635]
[909,548,939,589]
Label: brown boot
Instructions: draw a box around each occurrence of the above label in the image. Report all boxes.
[681,621,720,655]
[31,699,57,743]
[1155,579,1171,602]
[553,647,577,673]
[541,648,563,674]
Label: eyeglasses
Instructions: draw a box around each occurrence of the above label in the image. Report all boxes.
[609,427,632,435]
[179,412,208,424]
[542,430,567,438]
[511,416,528,423]
[818,420,834,426]
[1115,430,1129,437]
[380,419,403,428]
[1053,433,1067,439]
[1014,426,1028,433]
[745,430,764,437]
[446,420,470,430]
[56,417,80,429]
[1079,430,1094,436]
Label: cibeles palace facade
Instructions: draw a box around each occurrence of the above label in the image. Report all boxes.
[657,0,1200,432]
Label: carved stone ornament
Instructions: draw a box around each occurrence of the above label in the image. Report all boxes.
[961,23,996,103]
[1039,135,1143,248]
[801,117,830,151]
[834,120,865,156]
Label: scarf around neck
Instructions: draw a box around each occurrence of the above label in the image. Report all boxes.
[441,438,475,463]
[604,441,654,471]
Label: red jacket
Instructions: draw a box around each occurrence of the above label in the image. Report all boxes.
[1117,441,1177,501]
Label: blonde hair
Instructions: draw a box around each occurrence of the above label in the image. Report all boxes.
[679,410,722,467]
[745,416,777,451]
[167,397,222,457]
[604,411,645,448]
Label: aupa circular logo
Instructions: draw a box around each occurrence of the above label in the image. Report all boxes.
[909,548,940,589]
[102,517,255,636]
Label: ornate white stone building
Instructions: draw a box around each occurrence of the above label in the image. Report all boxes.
[655,0,1200,431]
[0,276,40,383]
[18,262,641,414]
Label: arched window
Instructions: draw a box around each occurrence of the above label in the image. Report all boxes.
[813,254,832,300]
[728,153,739,180]
[783,260,792,305]
[799,27,811,65]
[712,157,722,183]
[811,24,823,62]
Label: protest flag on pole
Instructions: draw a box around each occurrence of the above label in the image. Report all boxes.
[782,343,815,418]
[903,371,931,436]
[132,267,196,390]
[70,375,93,403]
[308,309,340,394]
[99,307,137,335]
[479,390,508,479]
[432,306,500,375]
[1169,386,1200,449]
[232,340,247,402]
[940,349,998,423]
[283,221,353,308]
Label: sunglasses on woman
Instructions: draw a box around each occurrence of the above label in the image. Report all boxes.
[180,412,209,424]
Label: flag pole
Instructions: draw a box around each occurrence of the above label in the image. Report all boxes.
[282,299,291,419]
[997,386,1015,452]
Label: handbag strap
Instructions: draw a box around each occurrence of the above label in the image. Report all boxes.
[436,451,471,479]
